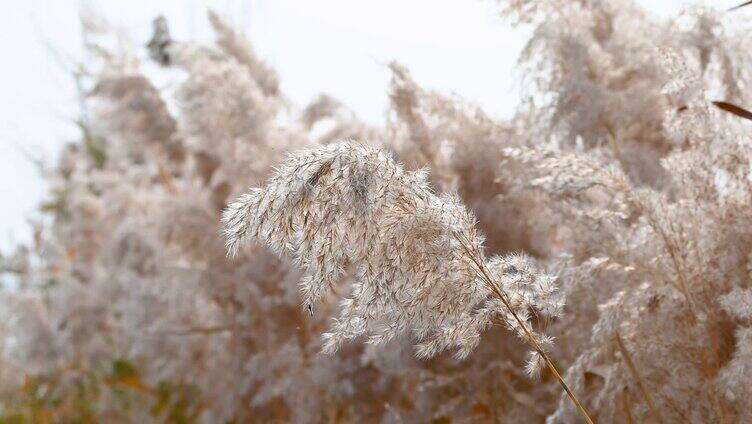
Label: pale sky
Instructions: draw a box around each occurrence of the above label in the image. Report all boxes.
[0,0,741,252]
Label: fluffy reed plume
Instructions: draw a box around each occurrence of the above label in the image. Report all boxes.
[222,143,558,358]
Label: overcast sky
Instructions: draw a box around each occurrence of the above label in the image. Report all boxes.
[0,0,740,252]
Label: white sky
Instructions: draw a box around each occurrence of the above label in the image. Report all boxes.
[0,0,742,252]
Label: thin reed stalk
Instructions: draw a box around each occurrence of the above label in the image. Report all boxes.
[453,231,594,424]
[615,333,665,424]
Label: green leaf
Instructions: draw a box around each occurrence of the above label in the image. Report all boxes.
[75,120,106,169]
[111,359,138,380]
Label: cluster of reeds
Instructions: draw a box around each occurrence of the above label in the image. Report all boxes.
[1,2,752,422]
